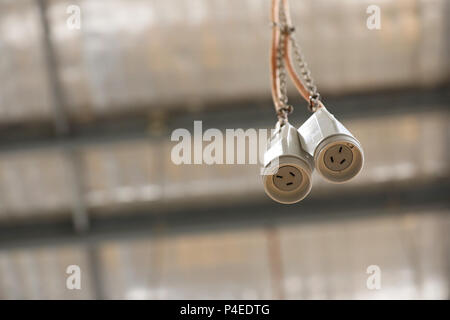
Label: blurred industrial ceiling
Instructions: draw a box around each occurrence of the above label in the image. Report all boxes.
[0,0,449,299]
[0,0,448,123]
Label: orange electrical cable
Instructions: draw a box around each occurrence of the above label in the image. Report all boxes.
[270,0,282,111]
[281,0,310,103]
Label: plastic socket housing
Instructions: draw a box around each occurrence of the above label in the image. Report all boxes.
[298,106,364,183]
[263,122,314,204]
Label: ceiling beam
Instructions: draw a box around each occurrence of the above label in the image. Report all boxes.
[0,85,448,154]
[0,177,447,251]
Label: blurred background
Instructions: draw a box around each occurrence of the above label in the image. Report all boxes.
[0,0,449,299]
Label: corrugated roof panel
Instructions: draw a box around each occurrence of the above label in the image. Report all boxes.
[0,149,72,219]
[0,246,94,299]
[0,0,53,124]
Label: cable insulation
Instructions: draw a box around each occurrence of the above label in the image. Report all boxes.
[270,0,282,110]
[281,0,310,102]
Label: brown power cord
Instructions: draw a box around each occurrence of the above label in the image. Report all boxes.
[280,0,310,102]
[270,0,323,119]
[270,0,283,112]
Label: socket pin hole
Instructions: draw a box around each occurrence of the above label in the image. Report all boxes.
[289,172,295,177]
[276,175,283,178]
[340,159,346,164]
[330,156,334,163]
[339,146,342,153]
[286,182,293,186]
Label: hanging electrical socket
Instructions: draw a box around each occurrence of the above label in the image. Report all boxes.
[298,106,364,183]
[262,122,314,204]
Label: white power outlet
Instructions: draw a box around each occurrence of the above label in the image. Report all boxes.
[298,106,363,183]
[323,144,353,172]
[262,122,314,204]
[272,165,303,192]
